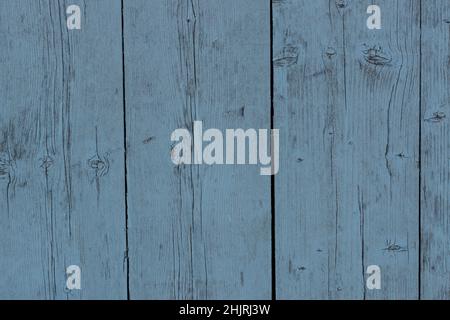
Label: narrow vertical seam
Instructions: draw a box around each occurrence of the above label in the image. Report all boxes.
[121,0,130,300]
[418,0,422,300]
[270,0,276,301]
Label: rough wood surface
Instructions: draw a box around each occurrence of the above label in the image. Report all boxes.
[0,0,127,299]
[274,0,420,299]
[1,0,449,300]
[123,0,271,299]
[421,0,450,300]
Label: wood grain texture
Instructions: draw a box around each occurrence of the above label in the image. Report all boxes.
[420,0,450,300]
[3,0,450,301]
[123,0,271,299]
[274,0,420,299]
[0,0,127,299]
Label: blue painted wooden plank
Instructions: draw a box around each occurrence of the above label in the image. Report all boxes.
[274,0,420,299]
[344,0,421,300]
[0,0,127,299]
[123,0,271,299]
[420,0,450,300]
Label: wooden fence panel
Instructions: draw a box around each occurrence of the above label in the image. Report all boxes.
[124,0,272,299]
[274,0,420,299]
[421,0,450,300]
[0,0,127,299]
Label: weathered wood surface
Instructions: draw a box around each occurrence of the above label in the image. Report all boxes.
[421,0,450,300]
[1,0,450,300]
[123,0,271,299]
[0,0,127,299]
[274,0,420,299]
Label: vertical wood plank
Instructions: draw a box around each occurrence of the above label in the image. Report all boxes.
[274,0,354,299]
[0,0,127,299]
[421,0,450,300]
[274,0,420,299]
[124,0,271,299]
